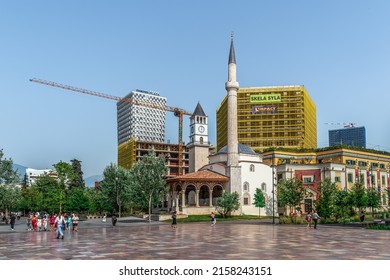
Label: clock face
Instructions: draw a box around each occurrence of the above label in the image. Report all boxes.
[198,125,205,133]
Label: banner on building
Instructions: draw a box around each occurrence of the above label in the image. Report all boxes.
[250,93,281,103]
[252,105,278,114]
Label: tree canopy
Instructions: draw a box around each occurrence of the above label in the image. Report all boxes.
[215,191,240,217]
[253,188,266,217]
[128,150,168,222]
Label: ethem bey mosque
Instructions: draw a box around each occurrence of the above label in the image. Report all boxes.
[115,35,390,216]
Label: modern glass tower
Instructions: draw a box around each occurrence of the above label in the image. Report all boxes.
[117,89,166,145]
[328,126,366,148]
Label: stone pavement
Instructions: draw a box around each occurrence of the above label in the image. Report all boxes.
[0,217,389,260]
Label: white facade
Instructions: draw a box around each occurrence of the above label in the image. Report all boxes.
[117,90,166,145]
[25,168,56,186]
[202,145,273,216]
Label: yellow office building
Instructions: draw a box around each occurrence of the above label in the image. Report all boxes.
[216,85,317,152]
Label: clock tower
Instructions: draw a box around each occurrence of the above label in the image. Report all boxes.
[187,102,210,172]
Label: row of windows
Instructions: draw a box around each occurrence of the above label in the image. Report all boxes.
[346,160,387,169]
[243,182,267,193]
[346,173,387,185]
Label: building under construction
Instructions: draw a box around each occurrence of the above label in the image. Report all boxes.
[117,89,190,177]
[118,138,189,178]
[216,85,317,151]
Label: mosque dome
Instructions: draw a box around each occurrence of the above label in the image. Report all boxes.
[216,144,257,155]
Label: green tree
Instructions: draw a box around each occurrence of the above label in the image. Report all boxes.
[349,177,367,213]
[53,161,74,212]
[100,163,132,217]
[20,185,42,213]
[86,187,105,215]
[53,161,75,186]
[34,174,58,212]
[0,149,20,185]
[333,189,350,222]
[253,188,266,217]
[65,187,90,214]
[0,185,21,214]
[0,149,20,216]
[316,178,338,219]
[69,159,85,189]
[366,187,380,217]
[128,151,168,222]
[215,191,240,218]
[277,178,306,216]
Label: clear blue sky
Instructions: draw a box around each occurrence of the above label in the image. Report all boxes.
[1,1,390,177]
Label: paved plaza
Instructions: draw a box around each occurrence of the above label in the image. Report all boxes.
[0,217,389,260]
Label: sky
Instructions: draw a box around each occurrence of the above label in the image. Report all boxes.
[1,1,390,178]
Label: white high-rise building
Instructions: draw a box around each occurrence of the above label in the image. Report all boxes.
[117,89,167,145]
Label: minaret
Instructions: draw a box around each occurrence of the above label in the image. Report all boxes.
[225,33,242,205]
[226,32,240,167]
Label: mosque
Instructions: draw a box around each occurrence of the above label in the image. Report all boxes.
[165,35,273,216]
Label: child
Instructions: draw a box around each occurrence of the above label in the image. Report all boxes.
[210,212,216,226]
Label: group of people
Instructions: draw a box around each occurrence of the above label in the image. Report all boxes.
[305,210,321,229]
[24,212,80,239]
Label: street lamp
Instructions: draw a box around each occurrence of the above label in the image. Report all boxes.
[271,153,277,225]
[272,164,275,225]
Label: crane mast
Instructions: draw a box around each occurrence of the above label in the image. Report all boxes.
[30,78,191,176]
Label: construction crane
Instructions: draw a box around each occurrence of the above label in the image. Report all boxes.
[324,122,357,128]
[30,78,191,176]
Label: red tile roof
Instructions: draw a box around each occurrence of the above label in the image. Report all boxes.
[166,169,229,183]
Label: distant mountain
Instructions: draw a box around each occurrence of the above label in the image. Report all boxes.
[84,175,103,187]
[13,163,27,180]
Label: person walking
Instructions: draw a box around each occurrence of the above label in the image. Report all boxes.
[26,213,32,231]
[312,210,321,229]
[42,214,48,231]
[72,213,79,232]
[210,212,216,226]
[66,214,72,231]
[31,214,38,231]
[359,211,365,223]
[305,211,312,229]
[10,212,16,231]
[49,214,56,232]
[111,214,117,227]
[171,211,177,229]
[54,213,65,239]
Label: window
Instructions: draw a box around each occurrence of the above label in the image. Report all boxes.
[243,194,251,205]
[358,161,367,167]
[382,175,386,186]
[335,176,341,182]
[347,173,353,183]
[243,182,249,192]
[200,137,204,144]
[261,183,267,192]
[303,176,314,184]
[250,164,255,172]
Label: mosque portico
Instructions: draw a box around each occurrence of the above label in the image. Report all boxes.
[166,170,228,215]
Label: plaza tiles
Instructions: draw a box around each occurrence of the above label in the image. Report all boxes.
[0,220,389,260]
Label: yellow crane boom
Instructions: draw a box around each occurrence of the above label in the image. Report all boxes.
[30,78,191,176]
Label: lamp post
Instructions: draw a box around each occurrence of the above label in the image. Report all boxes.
[272,163,275,225]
